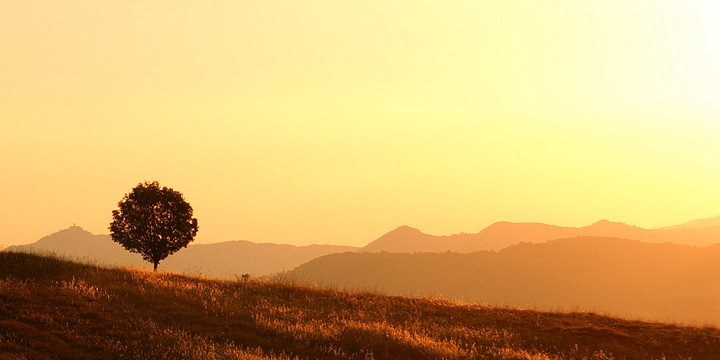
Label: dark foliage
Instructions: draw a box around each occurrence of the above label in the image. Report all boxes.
[109,181,198,270]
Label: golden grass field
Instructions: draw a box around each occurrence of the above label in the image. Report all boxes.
[1,251,719,359]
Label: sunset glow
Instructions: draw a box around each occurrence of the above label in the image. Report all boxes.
[2,1,719,246]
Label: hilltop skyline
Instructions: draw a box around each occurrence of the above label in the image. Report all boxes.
[9,214,720,249]
[2,2,720,247]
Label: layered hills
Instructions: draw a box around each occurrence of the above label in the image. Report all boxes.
[288,237,720,325]
[4,217,720,330]
[362,219,720,253]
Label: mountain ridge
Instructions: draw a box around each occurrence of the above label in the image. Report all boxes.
[6,215,720,279]
[658,215,720,230]
[362,218,720,253]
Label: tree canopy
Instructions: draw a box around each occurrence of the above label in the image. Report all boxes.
[109,181,199,270]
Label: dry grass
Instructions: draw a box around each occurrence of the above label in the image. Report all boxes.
[1,251,718,359]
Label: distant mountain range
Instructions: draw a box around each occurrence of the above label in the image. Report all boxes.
[361,218,720,253]
[658,214,720,230]
[5,226,357,279]
[5,216,720,281]
[286,237,720,325]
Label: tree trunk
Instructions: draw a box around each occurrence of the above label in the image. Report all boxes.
[153,261,158,271]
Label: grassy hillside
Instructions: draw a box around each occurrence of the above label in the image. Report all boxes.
[1,252,719,359]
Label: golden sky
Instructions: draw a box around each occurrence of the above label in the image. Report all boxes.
[2,1,719,247]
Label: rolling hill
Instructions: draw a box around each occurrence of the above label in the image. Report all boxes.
[2,251,719,359]
[288,236,720,325]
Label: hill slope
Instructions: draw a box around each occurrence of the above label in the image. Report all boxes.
[291,237,720,325]
[6,226,357,278]
[1,252,719,359]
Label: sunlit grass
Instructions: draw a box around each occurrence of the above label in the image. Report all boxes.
[1,251,718,359]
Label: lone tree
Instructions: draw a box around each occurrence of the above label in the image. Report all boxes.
[110,181,199,271]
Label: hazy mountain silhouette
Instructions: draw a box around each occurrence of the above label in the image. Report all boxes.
[362,219,720,253]
[360,225,479,253]
[5,226,357,278]
[287,237,720,325]
[6,226,144,265]
[7,215,720,282]
[658,215,720,230]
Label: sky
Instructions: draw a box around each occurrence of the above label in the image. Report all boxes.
[1,1,720,247]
